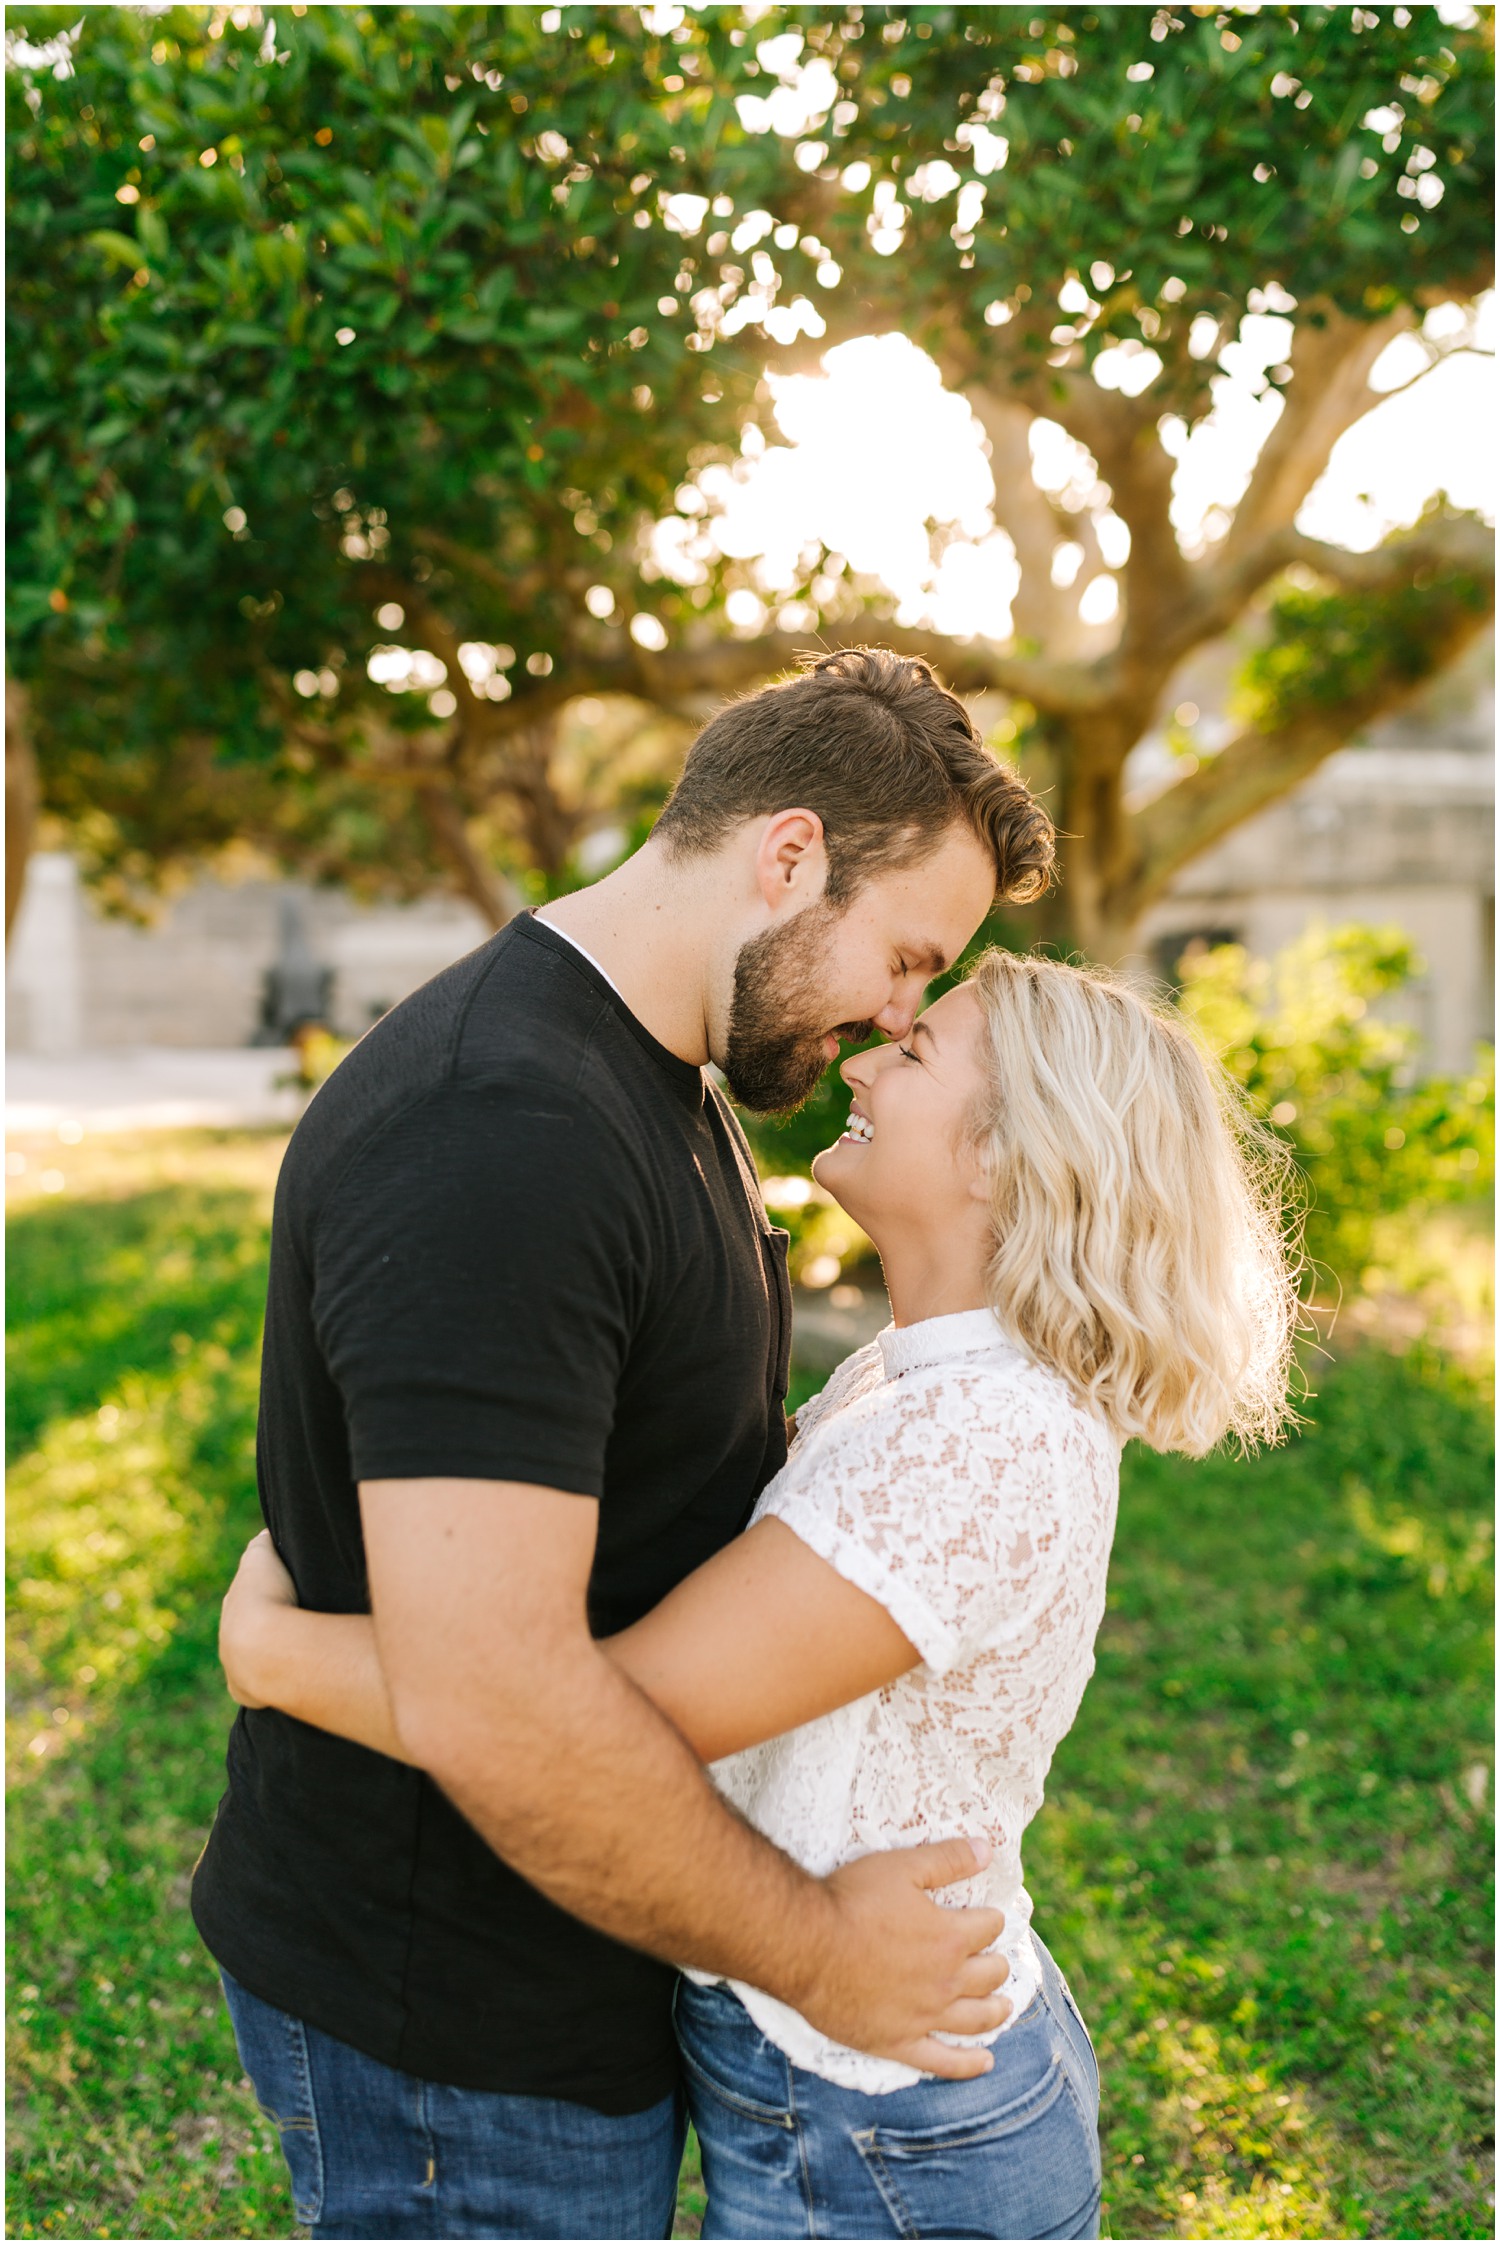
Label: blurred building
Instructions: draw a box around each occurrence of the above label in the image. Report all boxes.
[6,707,1494,1074]
[6,865,490,1056]
[1132,702,1494,1075]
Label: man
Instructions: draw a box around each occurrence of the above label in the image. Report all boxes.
[194,647,1055,2239]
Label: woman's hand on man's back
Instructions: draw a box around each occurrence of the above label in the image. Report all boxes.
[219,1529,299,1708]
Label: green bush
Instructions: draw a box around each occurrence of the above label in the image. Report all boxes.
[1176,922,1493,1283]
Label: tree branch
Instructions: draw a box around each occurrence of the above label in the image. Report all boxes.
[1217,303,1415,570]
[358,567,505,775]
[330,619,1111,747]
[978,350,1194,636]
[1362,340,1494,404]
[1183,512,1496,651]
[413,780,524,931]
[962,382,1106,658]
[1279,517,1497,588]
[1058,392,1189,629]
[1126,581,1495,916]
[408,527,550,612]
[887,297,1196,662]
[493,717,583,878]
[6,674,40,942]
[517,620,1110,722]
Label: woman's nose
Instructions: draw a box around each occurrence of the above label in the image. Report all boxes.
[842,1039,901,1089]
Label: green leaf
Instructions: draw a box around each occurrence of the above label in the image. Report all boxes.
[86,230,144,269]
[214,323,287,348]
[136,206,168,263]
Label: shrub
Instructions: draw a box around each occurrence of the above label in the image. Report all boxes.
[1176,922,1493,1284]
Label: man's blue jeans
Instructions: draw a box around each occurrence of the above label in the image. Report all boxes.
[674,1936,1102,2241]
[219,1970,685,2240]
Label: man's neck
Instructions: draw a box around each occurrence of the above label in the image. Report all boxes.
[536,841,722,1068]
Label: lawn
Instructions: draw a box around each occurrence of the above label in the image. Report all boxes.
[6,1131,1493,2240]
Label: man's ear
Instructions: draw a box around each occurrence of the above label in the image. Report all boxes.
[754,808,828,908]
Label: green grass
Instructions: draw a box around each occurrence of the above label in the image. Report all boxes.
[7,1133,1493,2240]
[7,1136,294,2240]
[1032,1342,1494,2239]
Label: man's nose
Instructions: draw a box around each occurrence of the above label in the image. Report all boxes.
[874,992,920,1038]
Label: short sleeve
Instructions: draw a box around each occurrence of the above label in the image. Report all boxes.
[759,1367,1077,1675]
[311,1081,646,1497]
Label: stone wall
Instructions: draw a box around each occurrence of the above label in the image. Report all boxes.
[6,863,491,1053]
[1135,745,1494,1074]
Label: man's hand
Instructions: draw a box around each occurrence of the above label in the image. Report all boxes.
[802,1837,1010,2079]
[220,1529,299,1708]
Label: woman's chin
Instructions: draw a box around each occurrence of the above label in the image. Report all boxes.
[811,1141,861,1213]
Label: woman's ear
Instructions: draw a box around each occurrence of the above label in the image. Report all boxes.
[962,1132,995,1203]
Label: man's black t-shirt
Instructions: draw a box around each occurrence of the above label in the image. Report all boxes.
[192,916,791,2113]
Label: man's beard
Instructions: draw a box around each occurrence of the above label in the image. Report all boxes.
[721,905,873,1114]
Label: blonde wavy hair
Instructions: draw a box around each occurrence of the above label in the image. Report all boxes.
[965,949,1302,1457]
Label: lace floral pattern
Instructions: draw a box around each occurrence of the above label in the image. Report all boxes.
[701,1307,1121,2092]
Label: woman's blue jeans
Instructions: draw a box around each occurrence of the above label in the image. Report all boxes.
[675,1937,1102,2240]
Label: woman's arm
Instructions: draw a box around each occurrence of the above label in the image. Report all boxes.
[220,1519,920,1768]
[605,1517,920,1762]
[219,1531,415,1764]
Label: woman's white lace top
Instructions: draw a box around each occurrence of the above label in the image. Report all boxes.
[692,1306,1120,2092]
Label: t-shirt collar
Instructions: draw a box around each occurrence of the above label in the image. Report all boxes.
[877,1305,1021,1380]
[517,914,706,1107]
[536,916,626,999]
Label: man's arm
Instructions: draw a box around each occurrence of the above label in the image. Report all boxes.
[361,1476,1010,2078]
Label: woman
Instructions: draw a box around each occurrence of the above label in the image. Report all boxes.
[220,949,1299,2242]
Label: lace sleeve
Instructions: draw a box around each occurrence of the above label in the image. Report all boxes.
[787,1336,885,1453]
[761,1365,1091,1675]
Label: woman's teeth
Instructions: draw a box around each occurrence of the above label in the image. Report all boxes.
[844,1111,874,1144]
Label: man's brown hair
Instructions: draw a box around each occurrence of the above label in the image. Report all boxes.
[654,647,1054,906]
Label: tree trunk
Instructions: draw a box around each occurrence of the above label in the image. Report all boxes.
[1029,710,1157,964]
[502,719,584,881]
[415,781,523,931]
[6,675,40,942]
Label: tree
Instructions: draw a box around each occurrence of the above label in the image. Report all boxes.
[699,2,1494,957]
[6,3,790,925]
[9,6,1494,959]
